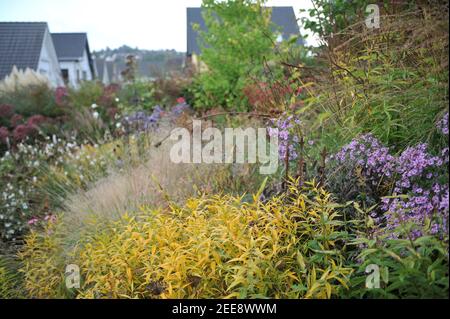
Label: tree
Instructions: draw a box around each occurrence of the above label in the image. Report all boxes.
[191,0,280,111]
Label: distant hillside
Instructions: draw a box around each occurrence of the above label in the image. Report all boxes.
[93,46,185,79]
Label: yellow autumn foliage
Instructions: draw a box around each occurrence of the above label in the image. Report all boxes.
[19,180,353,299]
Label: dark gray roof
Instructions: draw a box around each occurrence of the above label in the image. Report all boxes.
[51,33,87,60]
[187,6,303,55]
[0,22,48,80]
[52,33,95,76]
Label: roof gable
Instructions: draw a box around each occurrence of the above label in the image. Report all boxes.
[51,33,88,60]
[186,6,303,55]
[52,32,95,77]
[0,22,48,80]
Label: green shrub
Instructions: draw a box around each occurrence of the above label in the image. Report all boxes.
[0,84,62,118]
[346,231,449,299]
[189,0,286,112]
[68,81,104,110]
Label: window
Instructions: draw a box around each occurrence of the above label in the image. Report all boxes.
[61,69,69,84]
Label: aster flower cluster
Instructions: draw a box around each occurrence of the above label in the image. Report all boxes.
[123,101,191,134]
[333,134,396,181]
[382,143,448,238]
[123,105,164,133]
[268,114,301,161]
[332,132,449,239]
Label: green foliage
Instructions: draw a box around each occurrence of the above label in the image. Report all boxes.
[118,81,156,112]
[190,0,281,111]
[300,0,374,39]
[68,81,104,110]
[0,84,62,118]
[303,4,449,154]
[346,231,449,299]
[314,56,448,154]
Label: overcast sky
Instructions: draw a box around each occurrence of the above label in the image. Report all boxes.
[0,0,317,51]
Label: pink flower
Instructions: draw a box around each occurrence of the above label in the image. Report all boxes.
[27,115,47,128]
[176,97,186,104]
[44,214,56,223]
[28,218,39,225]
[13,124,29,141]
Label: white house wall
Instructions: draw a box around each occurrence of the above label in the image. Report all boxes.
[60,48,94,89]
[37,28,64,87]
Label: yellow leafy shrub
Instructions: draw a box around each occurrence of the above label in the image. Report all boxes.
[18,219,70,299]
[20,181,353,299]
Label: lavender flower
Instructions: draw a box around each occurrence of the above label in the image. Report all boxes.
[124,106,164,132]
[268,114,300,161]
[332,133,449,239]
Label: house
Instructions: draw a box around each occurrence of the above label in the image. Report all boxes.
[0,22,64,87]
[94,56,123,85]
[186,6,304,70]
[51,33,95,88]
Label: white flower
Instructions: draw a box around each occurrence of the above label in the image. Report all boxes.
[116,122,122,128]
[33,176,37,183]
[91,103,98,109]
[115,97,120,102]
[93,111,100,120]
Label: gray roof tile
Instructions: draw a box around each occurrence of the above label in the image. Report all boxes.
[51,33,87,60]
[0,22,48,80]
[52,33,95,76]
